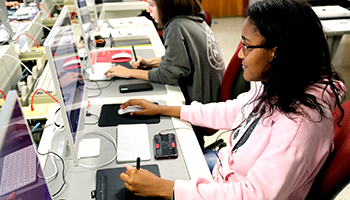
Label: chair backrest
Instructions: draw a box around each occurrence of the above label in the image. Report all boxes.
[306,99,350,199]
[203,41,251,149]
[220,40,250,101]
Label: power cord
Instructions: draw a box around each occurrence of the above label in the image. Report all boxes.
[37,151,67,197]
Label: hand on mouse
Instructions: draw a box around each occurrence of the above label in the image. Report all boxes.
[129,56,147,69]
[104,65,132,78]
[120,99,161,116]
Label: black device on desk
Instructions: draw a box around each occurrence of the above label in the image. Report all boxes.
[95,164,163,200]
[154,133,178,159]
[119,82,153,93]
[98,103,160,127]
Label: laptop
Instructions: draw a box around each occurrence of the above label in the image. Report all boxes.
[0,90,52,200]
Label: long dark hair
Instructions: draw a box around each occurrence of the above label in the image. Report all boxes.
[154,0,202,28]
[247,0,345,124]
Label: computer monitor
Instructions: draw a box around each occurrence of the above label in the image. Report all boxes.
[75,0,100,31]
[0,2,14,42]
[94,0,103,22]
[74,0,98,74]
[0,90,52,200]
[44,6,93,167]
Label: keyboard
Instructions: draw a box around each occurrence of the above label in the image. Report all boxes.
[87,62,112,81]
[0,145,37,196]
[117,124,151,162]
[13,7,32,16]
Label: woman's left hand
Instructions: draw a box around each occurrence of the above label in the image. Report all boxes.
[104,65,132,78]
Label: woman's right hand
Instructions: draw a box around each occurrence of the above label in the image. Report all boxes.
[120,99,181,118]
[129,56,147,69]
[120,99,162,116]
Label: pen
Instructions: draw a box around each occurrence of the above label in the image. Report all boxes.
[131,45,138,62]
[136,157,140,170]
[131,45,143,68]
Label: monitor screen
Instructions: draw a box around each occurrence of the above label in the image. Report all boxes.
[44,6,87,166]
[0,90,52,200]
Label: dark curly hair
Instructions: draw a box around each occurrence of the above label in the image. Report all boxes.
[246,0,345,124]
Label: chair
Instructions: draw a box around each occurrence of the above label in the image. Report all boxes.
[202,40,250,149]
[306,99,350,199]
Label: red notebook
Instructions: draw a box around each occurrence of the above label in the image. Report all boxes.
[96,49,132,63]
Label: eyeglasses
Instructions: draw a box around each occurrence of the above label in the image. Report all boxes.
[241,40,268,56]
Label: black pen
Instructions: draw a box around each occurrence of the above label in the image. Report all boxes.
[131,45,143,68]
[136,157,140,170]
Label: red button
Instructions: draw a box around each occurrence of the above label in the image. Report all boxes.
[171,142,175,148]
[156,144,160,149]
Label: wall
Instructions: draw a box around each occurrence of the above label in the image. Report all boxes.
[202,0,245,17]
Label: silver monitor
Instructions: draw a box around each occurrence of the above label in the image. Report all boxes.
[44,6,89,167]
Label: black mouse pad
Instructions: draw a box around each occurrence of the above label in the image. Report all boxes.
[95,164,163,200]
[98,104,160,127]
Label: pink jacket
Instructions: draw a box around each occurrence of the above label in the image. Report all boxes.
[175,81,346,200]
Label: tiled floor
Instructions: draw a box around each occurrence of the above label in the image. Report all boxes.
[205,17,350,199]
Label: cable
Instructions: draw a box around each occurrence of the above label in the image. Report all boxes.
[0,90,6,100]
[38,3,53,18]
[0,27,12,45]
[13,68,27,90]
[70,8,77,20]
[85,111,99,125]
[31,88,59,111]
[32,21,51,31]
[2,54,38,79]
[157,127,193,135]
[86,80,113,98]
[77,130,117,169]
[31,122,41,131]
[37,151,66,197]
[16,33,39,49]
[37,153,58,182]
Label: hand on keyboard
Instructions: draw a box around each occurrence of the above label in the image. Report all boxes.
[104,65,133,79]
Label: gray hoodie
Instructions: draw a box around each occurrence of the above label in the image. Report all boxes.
[148,15,225,104]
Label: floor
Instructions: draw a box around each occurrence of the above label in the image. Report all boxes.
[204,17,350,199]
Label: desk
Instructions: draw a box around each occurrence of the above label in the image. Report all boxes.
[39,97,213,199]
[321,19,350,60]
[94,2,148,19]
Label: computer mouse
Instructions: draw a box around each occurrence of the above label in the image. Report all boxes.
[112,52,132,60]
[63,57,81,70]
[118,105,142,115]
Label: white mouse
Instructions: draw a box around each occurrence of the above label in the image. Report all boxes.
[118,105,142,115]
[112,52,132,59]
[63,59,80,68]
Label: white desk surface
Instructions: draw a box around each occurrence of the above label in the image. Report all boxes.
[38,96,213,197]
